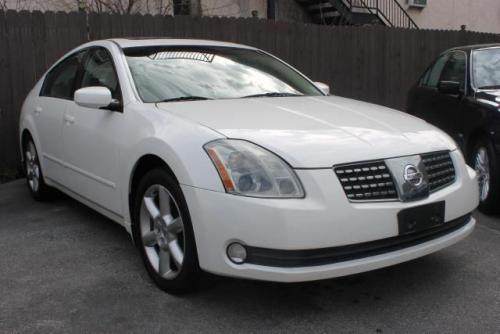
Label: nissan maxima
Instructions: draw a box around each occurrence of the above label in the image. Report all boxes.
[19,38,479,293]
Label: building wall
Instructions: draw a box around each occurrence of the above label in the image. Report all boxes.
[397,0,500,33]
[201,0,266,18]
[271,0,312,23]
[2,0,268,18]
[3,0,174,13]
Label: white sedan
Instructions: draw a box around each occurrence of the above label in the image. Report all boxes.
[19,38,479,293]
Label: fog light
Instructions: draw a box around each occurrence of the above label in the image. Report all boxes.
[227,243,247,264]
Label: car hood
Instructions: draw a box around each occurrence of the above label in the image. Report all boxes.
[156,96,457,168]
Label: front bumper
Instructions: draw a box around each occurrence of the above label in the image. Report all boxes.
[182,150,479,282]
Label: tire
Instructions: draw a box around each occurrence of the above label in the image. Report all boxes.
[132,168,200,294]
[470,138,500,214]
[24,138,52,201]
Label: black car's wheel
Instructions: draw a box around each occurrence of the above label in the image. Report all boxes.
[24,138,52,201]
[132,168,200,294]
[470,138,500,214]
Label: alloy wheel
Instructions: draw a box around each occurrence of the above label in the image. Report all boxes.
[139,184,185,280]
[474,147,490,202]
[25,141,40,193]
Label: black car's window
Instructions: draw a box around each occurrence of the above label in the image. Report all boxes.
[419,67,431,86]
[422,54,449,88]
[81,48,120,100]
[40,51,86,100]
[440,52,466,90]
[473,48,500,89]
[124,46,323,103]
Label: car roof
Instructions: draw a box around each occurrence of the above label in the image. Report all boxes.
[108,37,256,50]
[444,43,500,53]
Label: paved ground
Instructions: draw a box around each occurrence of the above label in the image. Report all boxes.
[1,180,499,333]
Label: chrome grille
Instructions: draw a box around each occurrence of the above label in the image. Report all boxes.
[421,152,456,192]
[335,151,456,202]
[334,161,398,201]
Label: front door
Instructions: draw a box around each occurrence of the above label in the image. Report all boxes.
[62,47,124,216]
[432,51,467,140]
[410,53,449,125]
[412,51,466,142]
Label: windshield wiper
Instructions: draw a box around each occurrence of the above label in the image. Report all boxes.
[478,85,500,90]
[158,96,213,103]
[242,92,303,98]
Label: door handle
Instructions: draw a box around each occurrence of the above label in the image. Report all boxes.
[64,114,75,125]
[33,107,42,115]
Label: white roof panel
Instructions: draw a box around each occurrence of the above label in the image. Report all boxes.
[109,38,256,50]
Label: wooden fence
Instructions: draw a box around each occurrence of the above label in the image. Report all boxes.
[1,10,500,178]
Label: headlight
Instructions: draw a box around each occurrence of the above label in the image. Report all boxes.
[204,139,304,198]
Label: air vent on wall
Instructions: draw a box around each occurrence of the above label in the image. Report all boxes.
[408,0,427,8]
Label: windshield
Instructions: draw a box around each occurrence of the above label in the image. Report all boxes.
[472,48,500,89]
[124,46,323,102]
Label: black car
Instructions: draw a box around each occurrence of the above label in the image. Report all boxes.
[407,44,500,214]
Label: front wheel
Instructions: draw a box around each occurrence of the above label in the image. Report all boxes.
[471,138,500,214]
[132,168,200,294]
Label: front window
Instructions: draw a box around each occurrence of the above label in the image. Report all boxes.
[440,52,466,90]
[124,46,323,103]
[420,54,448,88]
[81,48,120,100]
[472,48,500,90]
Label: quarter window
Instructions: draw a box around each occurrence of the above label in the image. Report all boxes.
[81,48,120,100]
[40,51,86,100]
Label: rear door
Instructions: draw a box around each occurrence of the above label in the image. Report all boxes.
[34,50,87,184]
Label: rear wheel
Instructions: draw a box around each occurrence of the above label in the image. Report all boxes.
[24,139,52,201]
[132,168,200,294]
[471,138,500,214]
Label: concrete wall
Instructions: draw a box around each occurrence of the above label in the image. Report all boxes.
[397,0,500,33]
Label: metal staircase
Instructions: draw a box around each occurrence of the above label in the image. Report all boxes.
[296,0,418,29]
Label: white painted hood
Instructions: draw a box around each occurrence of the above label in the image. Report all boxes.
[156,96,457,168]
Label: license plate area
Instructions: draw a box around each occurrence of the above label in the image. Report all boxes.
[398,201,445,235]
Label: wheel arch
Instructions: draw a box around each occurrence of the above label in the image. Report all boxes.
[19,118,42,165]
[128,154,179,213]
[21,129,32,150]
[466,129,492,161]
[20,128,42,168]
[19,129,33,174]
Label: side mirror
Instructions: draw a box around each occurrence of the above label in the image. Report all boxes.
[314,82,330,95]
[74,86,114,110]
[438,81,461,95]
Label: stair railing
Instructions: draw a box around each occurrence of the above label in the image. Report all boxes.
[346,0,418,29]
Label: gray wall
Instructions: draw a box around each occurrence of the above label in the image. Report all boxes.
[271,0,312,22]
